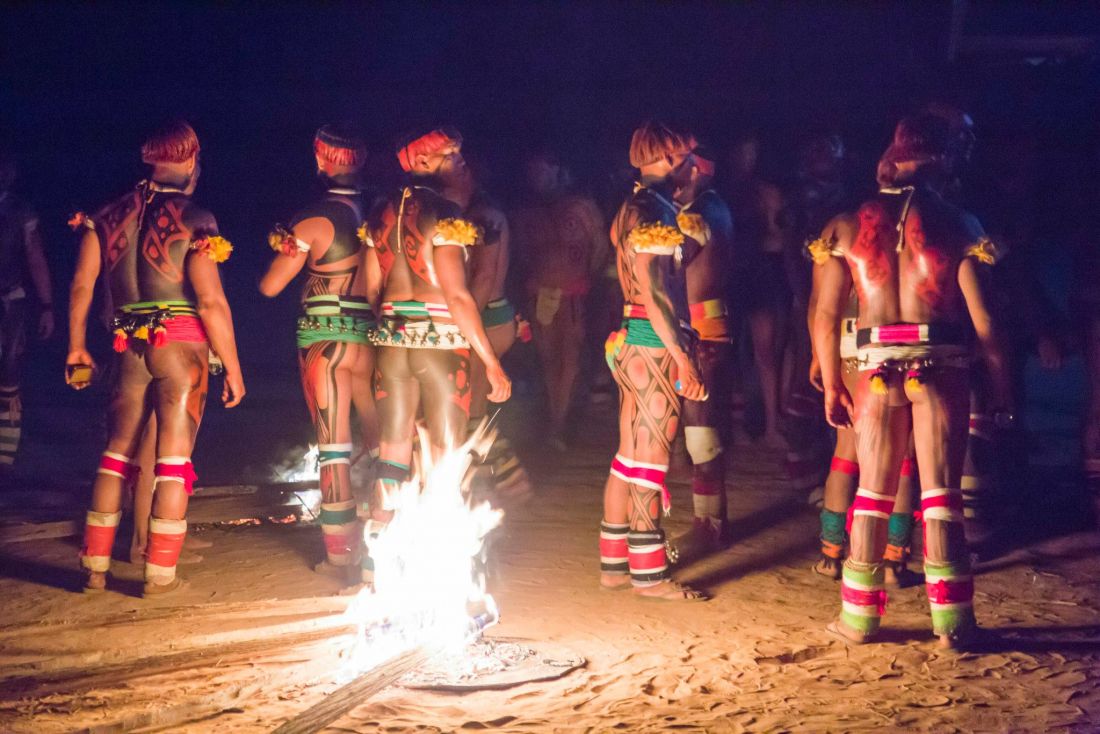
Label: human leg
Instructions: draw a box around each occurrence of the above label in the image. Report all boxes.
[299,341,359,574]
[832,373,910,642]
[909,367,975,646]
[0,297,27,473]
[143,341,209,593]
[81,350,152,589]
[613,343,703,600]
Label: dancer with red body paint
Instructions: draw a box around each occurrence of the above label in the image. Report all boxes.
[815,115,1010,648]
[68,121,244,596]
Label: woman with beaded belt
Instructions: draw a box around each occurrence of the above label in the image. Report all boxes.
[360,127,511,584]
[67,121,244,596]
[600,121,706,601]
[260,125,380,584]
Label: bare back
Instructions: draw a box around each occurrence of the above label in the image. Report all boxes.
[93,183,217,309]
[839,188,976,329]
[295,191,367,301]
[371,185,464,316]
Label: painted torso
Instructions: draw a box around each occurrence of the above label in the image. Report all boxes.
[515,193,602,292]
[294,189,366,300]
[840,188,973,329]
[371,185,463,317]
[93,182,216,309]
[610,184,688,322]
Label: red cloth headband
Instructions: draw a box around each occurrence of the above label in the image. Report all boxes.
[396,130,455,172]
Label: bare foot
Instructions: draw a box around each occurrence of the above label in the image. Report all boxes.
[633,579,707,602]
[599,573,631,591]
[937,624,986,652]
[177,550,204,565]
[884,561,921,588]
[83,570,107,593]
[812,556,842,580]
[314,560,360,586]
[825,619,874,645]
[184,534,213,550]
[142,576,184,597]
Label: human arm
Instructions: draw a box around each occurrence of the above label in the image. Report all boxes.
[23,218,53,338]
[188,252,245,407]
[807,262,823,392]
[435,244,511,402]
[635,252,705,401]
[466,206,506,310]
[958,256,1013,413]
[813,254,854,428]
[65,227,101,386]
[259,217,322,297]
[364,245,382,312]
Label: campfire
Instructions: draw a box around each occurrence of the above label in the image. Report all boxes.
[342,422,504,678]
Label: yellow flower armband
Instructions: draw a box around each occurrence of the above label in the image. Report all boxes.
[627,222,684,255]
[676,211,711,247]
[806,237,842,265]
[190,235,233,263]
[429,216,481,248]
[432,218,482,247]
[269,225,309,256]
[357,223,375,248]
[964,237,1001,266]
[68,211,95,231]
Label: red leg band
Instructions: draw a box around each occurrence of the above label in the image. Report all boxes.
[900,458,914,478]
[841,582,889,616]
[927,577,974,605]
[147,529,186,568]
[155,461,197,495]
[830,456,859,476]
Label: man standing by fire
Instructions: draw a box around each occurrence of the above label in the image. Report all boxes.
[814,114,1010,648]
[361,127,511,583]
[260,125,380,583]
[68,121,245,596]
[599,121,706,601]
[669,144,735,560]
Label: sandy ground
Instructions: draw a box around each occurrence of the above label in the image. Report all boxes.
[2,398,1100,733]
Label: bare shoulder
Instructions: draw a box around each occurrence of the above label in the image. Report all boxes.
[181,199,218,237]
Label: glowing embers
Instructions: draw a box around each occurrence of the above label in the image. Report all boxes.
[344,422,504,676]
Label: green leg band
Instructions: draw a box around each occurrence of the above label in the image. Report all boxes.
[820,509,847,545]
[887,512,914,548]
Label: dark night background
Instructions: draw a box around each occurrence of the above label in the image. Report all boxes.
[1,1,1098,489]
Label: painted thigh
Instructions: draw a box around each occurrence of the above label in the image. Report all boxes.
[147,341,210,458]
[849,372,911,564]
[375,346,420,466]
[412,347,471,453]
[349,343,380,453]
[907,368,970,564]
[299,340,355,503]
[91,350,154,514]
[614,343,680,528]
